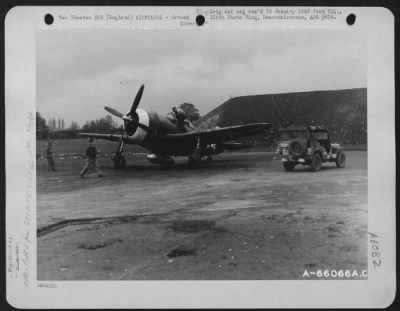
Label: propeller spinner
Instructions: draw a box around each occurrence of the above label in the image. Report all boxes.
[104,84,149,136]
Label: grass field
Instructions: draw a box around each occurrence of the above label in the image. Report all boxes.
[37,138,147,159]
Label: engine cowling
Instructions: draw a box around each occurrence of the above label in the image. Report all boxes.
[146,153,175,166]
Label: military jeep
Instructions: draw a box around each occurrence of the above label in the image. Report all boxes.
[276,126,346,172]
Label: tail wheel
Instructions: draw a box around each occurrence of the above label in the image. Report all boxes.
[283,162,295,172]
[336,152,346,168]
[310,153,322,172]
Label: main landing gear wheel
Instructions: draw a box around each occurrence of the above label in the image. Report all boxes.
[283,162,295,172]
[188,156,200,167]
[113,154,126,169]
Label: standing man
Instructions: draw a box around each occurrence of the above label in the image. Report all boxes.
[80,138,103,178]
[45,136,56,171]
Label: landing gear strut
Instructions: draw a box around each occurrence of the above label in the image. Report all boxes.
[112,136,127,169]
[188,137,202,167]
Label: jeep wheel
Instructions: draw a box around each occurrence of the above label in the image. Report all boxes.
[283,162,295,172]
[310,153,322,172]
[336,152,346,168]
[289,140,305,157]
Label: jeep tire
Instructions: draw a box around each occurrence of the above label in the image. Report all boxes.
[336,152,346,168]
[283,162,296,172]
[289,140,305,157]
[310,153,322,172]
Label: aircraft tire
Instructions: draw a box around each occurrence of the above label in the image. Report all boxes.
[188,156,199,167]
[113,155,126,169]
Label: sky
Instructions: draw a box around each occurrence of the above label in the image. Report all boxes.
[37,29,366,126]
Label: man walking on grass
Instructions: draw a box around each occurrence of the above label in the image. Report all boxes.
[45,136,56,171]
[80,138,103,178]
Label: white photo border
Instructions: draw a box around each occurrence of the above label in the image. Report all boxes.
[5,6,396,308]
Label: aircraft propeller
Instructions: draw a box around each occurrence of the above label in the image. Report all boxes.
[104,84,150,136]
[128,84,144,116]
[104,106,124,118]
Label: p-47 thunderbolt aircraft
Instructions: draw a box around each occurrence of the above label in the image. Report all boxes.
[79,85,270,168]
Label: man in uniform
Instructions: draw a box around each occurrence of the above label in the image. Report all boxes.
[172,107,196,132]
[80,138,103,178]
[45,136,56,171]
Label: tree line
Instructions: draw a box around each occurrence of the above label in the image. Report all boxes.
[36,103,201,139]
[36,112,119,139]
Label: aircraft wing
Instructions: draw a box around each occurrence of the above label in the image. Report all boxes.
[78,133,136,144]
[164,123,270,145]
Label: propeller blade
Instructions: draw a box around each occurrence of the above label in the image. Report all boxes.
[105,106,124,118]
[137,122,152,133]
[129,84,144,115]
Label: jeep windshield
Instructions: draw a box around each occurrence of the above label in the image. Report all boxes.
[279,131,308,140]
